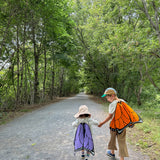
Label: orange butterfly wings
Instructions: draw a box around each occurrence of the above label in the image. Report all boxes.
[110,101,143,134]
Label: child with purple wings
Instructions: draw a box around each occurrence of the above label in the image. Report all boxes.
[72,105,99,160]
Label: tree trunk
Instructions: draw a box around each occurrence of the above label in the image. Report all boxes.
[59,68,64,97]
[16,25,20,108]
[144,62,160,91]
[24,58,28,104]
[34,51,39,103]
[27,63,33,105]
[50,70,55,100]
[136,54,143,105]
[20,23,26,104]
[137,86,142,106]
[43,46,47,100]
[32,18,39,103]
[50,56,55,100]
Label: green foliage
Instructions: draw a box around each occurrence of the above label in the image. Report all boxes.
[0,0,160,112]
[72,0,160,106]
[0,0,80,110]
[137,118,160,145]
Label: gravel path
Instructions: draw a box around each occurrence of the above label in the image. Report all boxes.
[0,93,150,160]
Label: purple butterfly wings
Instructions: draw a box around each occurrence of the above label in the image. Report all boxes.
[74,123,95,155]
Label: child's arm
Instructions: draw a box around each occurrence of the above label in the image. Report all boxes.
[72,119,79,127]
[98,113,113,127]
[90,118,99,126]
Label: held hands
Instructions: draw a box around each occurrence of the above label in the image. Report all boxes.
[98,122,104,127]
[98,114,112,127]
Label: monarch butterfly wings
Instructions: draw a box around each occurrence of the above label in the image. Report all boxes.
[110,101,143,134]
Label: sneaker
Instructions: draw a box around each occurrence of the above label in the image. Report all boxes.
[106,150,115,158]
[81,154,85,159]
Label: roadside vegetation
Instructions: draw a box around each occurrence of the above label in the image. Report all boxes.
[127,108,160,160]
[128,99,160,160]
[0,1,160,159]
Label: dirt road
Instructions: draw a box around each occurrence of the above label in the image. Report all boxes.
[0,93,150,160]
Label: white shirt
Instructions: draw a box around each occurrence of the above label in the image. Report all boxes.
[72,117,99,134]
[109,99,125,114]
[109,99,125,123]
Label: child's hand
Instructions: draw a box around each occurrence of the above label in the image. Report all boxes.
[98,122,103,127]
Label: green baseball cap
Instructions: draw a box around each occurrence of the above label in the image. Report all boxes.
[101,88,117,97]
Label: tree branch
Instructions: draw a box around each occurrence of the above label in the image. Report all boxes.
[144,61,160,91]
[141,0,157,30]
[141,0,160,43]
